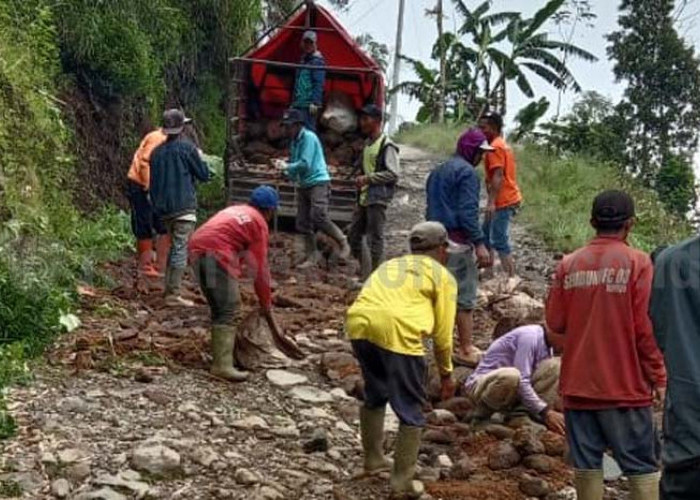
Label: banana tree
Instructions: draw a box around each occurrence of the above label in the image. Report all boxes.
[486,0,598,112]
[390,56,442,123]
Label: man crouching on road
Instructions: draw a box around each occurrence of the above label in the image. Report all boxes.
[188,186,280,382]
[346,221,457,499]
[464,322,565,435]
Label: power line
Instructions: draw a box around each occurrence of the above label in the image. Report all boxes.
[348,0,389,28]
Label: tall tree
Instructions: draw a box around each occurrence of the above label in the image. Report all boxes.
[607,0,700,213]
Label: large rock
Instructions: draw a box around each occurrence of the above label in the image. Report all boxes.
[266,369,309,387]
[436,397,473,419]
[57,448,87,465]
[94,472,149,497]
[519,473,552,498]
[231,415,269,430]
[426,409,457,426]
[492,293,544,321]
[484,424,516,440]
[422,429,454,445]
[303,429,329,453]
[74,488,127,500]
[289,386,334,404]
[542,432,566,457]
[235,468,261,485]
[488,442,521,470]
[512,426,546,456]
[320,352,359,381]
[51,479,70,498]
[523,454,556,473]
[131,444,181,476]
[450,456,476,480]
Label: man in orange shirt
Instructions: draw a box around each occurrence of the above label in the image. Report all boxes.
[546,190,666,500]
[479,111,522,277]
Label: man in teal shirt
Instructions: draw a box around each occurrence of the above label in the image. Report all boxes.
[276,109,350,268]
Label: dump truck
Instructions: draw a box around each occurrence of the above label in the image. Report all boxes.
[225,1,385,223]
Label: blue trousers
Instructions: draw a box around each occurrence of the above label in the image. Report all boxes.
[351,340,426,427]
[482,205,516,255]
[565,407,660,475]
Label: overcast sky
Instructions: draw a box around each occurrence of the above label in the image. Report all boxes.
[317,0,700,125]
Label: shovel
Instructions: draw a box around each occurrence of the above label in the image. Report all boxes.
[265,313,306,360]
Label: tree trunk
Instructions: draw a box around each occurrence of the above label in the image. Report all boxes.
[437,0,446,123]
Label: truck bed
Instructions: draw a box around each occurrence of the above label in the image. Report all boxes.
[227,164,357,224]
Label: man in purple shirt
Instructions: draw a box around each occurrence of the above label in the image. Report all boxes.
[464,324,565,434]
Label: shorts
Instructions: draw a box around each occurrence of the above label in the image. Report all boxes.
[446,248,478,310]
[351,339,427,427]
[565,407,660,475]
[482,205,517,255]
[127,181,166,239]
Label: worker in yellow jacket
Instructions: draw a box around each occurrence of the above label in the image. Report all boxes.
[347,221,457,499]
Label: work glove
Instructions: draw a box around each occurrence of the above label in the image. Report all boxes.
[309,103,319,116]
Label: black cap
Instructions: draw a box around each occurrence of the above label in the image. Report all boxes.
[360,104,384,120]
[591,190,635,225]
[281,108,305,125]
[480,110,503,130]
[162,109,186,135]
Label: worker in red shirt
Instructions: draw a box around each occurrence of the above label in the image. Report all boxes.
[546,190,666,500]
[188,186,280,382]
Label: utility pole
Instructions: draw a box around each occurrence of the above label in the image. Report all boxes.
[437,0,446,123]
[389,0,406,133]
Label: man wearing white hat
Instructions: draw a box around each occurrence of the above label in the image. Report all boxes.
[292,30,326,131]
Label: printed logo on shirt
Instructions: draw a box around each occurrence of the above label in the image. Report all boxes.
[563,267,631,293]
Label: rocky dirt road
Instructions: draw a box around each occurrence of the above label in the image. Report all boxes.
[0,147,612,500]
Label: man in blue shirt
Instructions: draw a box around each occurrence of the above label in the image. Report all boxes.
[276,109,350,268]
[292,30,325,131]
[150,109,211,307]
[426,128,492,367]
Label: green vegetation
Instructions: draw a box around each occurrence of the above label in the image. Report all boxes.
[396,123,691,253]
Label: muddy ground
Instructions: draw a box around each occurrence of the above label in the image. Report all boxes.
[0,146,624,500]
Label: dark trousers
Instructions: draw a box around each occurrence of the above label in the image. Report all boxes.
[347,204,387,275]
[565,407,660,474]
[296,182,344,243]
[127,180,166,239]
[662,462,700,499]
[351,339,426,427]
[194,256,240,325]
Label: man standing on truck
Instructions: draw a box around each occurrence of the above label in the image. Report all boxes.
[292,30,325,131]
[479,111,522,277]
[347,221,457,499]
[150,109,211,307]
[426,128,492,367]
[189,186,281,382]
[546,190,666,500]
[276,108,351,268]
[348,104,400,278]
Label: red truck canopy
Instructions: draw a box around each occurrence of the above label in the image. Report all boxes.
[239,3,385,117]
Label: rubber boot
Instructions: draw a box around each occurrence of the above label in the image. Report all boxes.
[360,407,392,474]
[210,325,248,382]
[164,267,194,307]
[297,234,319,269]
[137,239,159,278]
[390,425,425,499]
[321,220,351,260]
[154,234,171,275]
[628,472,660,500]
[574,469,604,500]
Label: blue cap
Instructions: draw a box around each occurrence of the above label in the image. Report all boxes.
[281,108,305,125]
[250,185,280,210]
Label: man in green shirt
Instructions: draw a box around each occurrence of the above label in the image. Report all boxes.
[348,104,400,278]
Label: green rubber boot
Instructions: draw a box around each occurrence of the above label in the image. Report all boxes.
[210,325,248,382]
[360,407,392,474]
[574,469,604,500]
[390,425,425,499]
[628,472,660,500]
